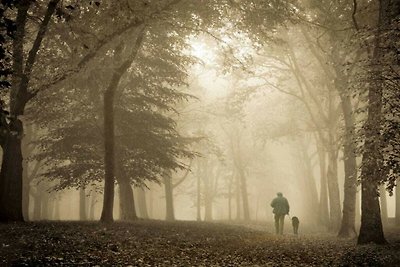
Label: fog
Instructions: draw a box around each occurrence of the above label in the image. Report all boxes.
[23,33,397,225]
[1,0,399,257]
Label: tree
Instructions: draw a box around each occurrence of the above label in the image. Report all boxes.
[100,32,145,222]
[295,0,361,237]
[0,0,61,222]
[0,0,131,222]
[0,1,13,90]
[396,183,400,226]
[31,6,199,222]
[164,161,193,221]
[357,0,394,245]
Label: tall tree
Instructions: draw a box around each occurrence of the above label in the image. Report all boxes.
[297,1,361,237]
[0,0,60,222]
[100,29,145,223]
[357,0,393,245]
[396,183,400,226]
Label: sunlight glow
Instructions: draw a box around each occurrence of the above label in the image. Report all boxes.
[189,39,216,65]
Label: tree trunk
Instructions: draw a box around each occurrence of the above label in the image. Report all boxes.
[164,172,175,221]
[0,123,24,222]
[100,87,116,223]
[379,185,388,226]
[21,123,35,221]
[79,187,87,221]
[338,93,358,238]
[136,187,149,219]
[22,157,30,221]
[114,154,137,221]
[317,141,330,227]
[89,193,97,221]
[396,180,400,226]
[148,188,153,219]
[0,0,59,223]
[326,147,341,231]
[334,55,357,238]
[358,181,386,244]
[203,162,213,221]
[99,31,144,222]
[238,167,250,221]
[115,160,137,221]
[357,0,389,245]
[118,181,137,221]
[300,139,319,224]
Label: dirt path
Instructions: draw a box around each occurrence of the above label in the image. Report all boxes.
[0,220,399,266]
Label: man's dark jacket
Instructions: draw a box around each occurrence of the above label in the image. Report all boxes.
[271,196,289,215]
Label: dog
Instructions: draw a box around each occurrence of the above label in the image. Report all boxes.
[291,216,299,235]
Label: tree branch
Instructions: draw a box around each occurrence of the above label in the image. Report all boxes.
[25,0,60,79]
[352,0,360,31]
[30,0,184,98]
[173,158,193,188]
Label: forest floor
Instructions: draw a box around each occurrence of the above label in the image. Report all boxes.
[0,220,399,266]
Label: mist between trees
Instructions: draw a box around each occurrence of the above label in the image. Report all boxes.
[0,0,399,246]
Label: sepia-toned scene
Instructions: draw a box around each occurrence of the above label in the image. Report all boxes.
[0,0,399,266]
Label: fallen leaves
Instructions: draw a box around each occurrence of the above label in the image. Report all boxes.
[0,221,398,266]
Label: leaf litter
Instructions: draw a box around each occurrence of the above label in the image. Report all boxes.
[0,220,399,266]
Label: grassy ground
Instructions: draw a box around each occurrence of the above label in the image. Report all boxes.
[0,220,399,266]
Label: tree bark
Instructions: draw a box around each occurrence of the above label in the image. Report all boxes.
[100,87,117,223]
[0,120,24,222]
[357,0,389,245]
[396,180,400,226]
[115,159,137,221]
[358,181,386,244]
[22,134,30,221]
[338,95,358,238]
[118,181,137,221]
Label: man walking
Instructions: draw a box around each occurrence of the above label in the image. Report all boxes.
[270,192,290,235]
